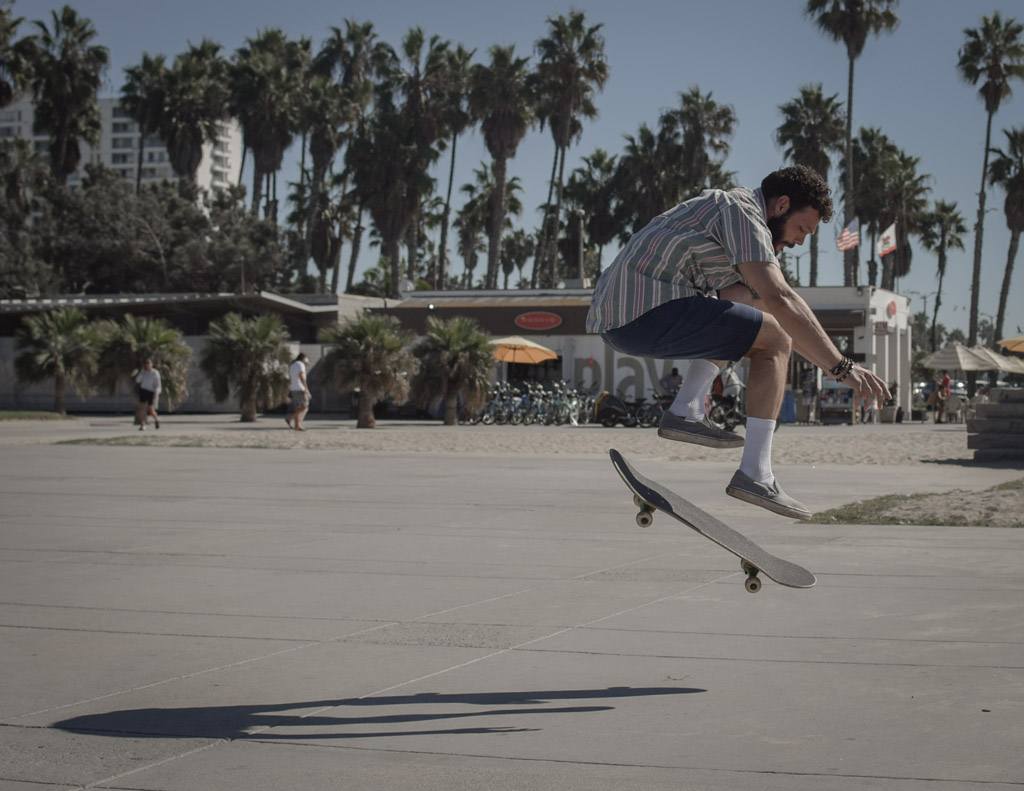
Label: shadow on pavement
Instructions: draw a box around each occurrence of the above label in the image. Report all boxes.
[53,686,705,740]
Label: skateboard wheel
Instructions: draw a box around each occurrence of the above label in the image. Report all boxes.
[744,576,762,594]
[635,511,654,528]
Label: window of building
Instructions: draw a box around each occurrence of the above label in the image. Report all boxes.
[111,137,134,149]
[0,109,20,122]
[0,126,15,138]
[111,106,129,118]
[112,122,136,134]
[112,153,134,164]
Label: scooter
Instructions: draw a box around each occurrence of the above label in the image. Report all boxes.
[594,391,638,427]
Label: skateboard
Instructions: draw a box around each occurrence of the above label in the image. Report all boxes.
[609,449,815,593]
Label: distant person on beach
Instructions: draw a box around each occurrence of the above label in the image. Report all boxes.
[135,359,161,431]
[587,165,889,519]
[287,353,310,431]
[935,370,951,423]
[659,367,682,394]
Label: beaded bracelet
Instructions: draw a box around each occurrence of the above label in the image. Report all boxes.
[829,356,852,377]
[835,360,855,383]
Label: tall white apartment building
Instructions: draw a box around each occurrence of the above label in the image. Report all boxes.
[0,95,242,194]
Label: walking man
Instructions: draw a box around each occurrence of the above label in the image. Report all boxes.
[587,166,889,518]
[287,352,310,431]
[134,358,161,431]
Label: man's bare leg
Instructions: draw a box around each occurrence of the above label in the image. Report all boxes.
[719,284,809,518]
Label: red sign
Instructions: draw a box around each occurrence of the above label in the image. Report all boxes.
[887,300,897,318]
[514,311,562,331]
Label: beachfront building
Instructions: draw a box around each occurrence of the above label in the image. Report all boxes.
[0,292,383,413]
[1,96,242,194]
[0,286,912,422]
[376,285,913,424]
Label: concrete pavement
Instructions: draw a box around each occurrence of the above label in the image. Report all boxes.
[0,417,1022,789]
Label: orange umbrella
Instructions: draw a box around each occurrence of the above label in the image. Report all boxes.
[491,335,558,365]
[997,332,1024,353]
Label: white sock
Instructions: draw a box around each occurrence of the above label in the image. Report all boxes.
[739,416,776,485]
[670,360,721,421]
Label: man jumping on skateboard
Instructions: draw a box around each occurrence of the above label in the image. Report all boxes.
[587,165,889,519]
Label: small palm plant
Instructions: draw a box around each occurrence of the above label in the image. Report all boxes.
[318,313,416,429]
[199,312,290,422]
[14,308,100,414]
[411,316,495,426]
[94,314,192,409]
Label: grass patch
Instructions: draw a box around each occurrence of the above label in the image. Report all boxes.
[0,410,74,421]
[809,479,1024,526]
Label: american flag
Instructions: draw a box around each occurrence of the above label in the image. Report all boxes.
[836,218,859,251]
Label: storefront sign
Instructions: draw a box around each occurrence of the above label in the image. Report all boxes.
[515,311,562,331]
[874,321,891,335]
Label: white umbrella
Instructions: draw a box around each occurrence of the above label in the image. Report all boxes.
[967,345,1024,373]
[919,342,992,371]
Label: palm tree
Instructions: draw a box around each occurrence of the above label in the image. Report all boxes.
[25,5,109,184]
[302,73,351,290]
[94,314,192,410]
[315,20,390,293]
[775,84,846,286]
[199,312,291,422]
[411,315,494,425]
[842,126,899,284]
[878,150,930,291]
[988,126,1024,346]
[468,44,536,290]
[435,44,474,290]
[534,11,608,288]
[806,0,899,286]
[453,192,486,288]
[669,86,737,199]
[613,122,676,237]
[564,149,617,275]
[919,200,967,352]
[318,313,415,428]
[0,138,52,297]
[120,53,168,195]
[958,12,1024,393]
[230,30,310,221]
[14,308,98,414]
[394,27,452,284]
[501,228,536,288]
[160,39,229,195]
[0,1,34,108]
[348,100,421,299]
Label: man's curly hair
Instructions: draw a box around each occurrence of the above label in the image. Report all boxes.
[762,165,834,224]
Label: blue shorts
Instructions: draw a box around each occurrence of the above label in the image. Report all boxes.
[601,297,763,362]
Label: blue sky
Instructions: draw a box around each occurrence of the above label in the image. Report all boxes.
[28,0,1024,340]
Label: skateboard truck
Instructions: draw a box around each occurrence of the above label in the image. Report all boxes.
[633,493,764,594]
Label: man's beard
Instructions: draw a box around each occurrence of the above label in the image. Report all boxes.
[767,212,790,249]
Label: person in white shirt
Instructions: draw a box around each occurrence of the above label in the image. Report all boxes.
[134,359,162,430]
[287,353,310,431]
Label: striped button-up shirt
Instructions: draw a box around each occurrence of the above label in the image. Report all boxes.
[586,186,778,332]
